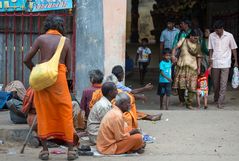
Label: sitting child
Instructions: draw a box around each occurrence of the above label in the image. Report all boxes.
[196,66,211,109]
[157,48,172,110]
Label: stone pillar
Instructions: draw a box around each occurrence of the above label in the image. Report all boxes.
[75,0,127,98]
[75,0,105,98]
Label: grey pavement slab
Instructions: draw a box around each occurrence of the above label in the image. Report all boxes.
[0,110,239,161]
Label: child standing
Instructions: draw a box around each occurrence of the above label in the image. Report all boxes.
[197,66,211,109]
[135,38,152,85]
[157,48,172,110]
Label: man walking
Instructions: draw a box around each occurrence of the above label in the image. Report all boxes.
[209,20,238,108]
[160,18,179,52]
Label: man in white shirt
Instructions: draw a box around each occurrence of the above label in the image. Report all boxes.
[209,20,238,108]
[87,82,118,144]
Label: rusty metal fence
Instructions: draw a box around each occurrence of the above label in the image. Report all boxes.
[0,10,76,89]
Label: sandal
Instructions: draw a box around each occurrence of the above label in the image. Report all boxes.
[67,150,78,160]
[39,150,49,160]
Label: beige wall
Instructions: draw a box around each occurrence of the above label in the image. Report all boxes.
[103,0,127,76]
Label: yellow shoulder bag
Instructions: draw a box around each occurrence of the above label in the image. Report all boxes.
[29,36,66,91]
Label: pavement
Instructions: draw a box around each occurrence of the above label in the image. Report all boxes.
[0,73,239,161]
[1,110,239,161]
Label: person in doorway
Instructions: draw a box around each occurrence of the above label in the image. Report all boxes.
[96,92,145,155]
[172,29,202,109]
[24,15,77,160]
[87,82,118,145]
[209,20,238,108]
[135,38,152,84]
[158,48,172,110]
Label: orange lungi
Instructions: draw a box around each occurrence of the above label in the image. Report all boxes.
[115,134,144,154]
[34,64,74,143]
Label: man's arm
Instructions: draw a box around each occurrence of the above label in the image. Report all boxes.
[23,38,40,70]
[160,70,172,82]
[65,38,72,79]
[130,83,153,94]
[232,49,238,67]
[209,49,213,67]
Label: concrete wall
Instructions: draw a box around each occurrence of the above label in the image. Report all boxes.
[103,0,127,77]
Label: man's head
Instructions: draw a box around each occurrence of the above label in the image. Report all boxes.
[180,19,191,31]
[101,82,118,100]
[44,15,64,35]
[104,74,118,85]
[163,48,171,61]
[213,20,224,37]
[112,65,124,82]
[89,69,104,84]
[141,38,149,47]
[115,92,130,113]
[167,18,175,30]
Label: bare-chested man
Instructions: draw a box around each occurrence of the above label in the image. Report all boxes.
[24,15,77,160]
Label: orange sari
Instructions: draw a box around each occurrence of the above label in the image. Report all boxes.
[34,64,74,143]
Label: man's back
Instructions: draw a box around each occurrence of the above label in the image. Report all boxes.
[87,96,112,136]
[36,34,70,64]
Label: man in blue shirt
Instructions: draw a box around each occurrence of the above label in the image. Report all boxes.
[160,18,179,53]
[157,49,172,110]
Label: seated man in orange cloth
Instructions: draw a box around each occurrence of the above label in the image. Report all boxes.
[97,92,145,155]
[24,15,77,160]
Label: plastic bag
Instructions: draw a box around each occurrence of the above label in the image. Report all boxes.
[232,67,239,88]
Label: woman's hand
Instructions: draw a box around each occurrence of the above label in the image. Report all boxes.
[172,56,177,64]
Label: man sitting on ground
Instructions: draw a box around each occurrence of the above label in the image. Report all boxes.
[87,82,118,144]
[97,92,145,155]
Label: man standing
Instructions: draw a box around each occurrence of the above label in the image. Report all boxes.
[172,19,192,50]
[24,16,77,160]
[97,92,145,155]
[209,20,238,108]
[160,18,179,52]
[87,82,118,145]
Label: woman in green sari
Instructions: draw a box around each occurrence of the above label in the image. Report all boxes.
[172,29,202,109]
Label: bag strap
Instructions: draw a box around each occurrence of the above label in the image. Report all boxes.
[50,36,66,62]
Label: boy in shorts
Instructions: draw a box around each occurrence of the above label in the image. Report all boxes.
[196,66,211,109]
[135,38,152,85]
[158,48,172,110]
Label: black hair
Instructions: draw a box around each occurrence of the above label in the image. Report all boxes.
[180,19,191,27]
[141,38,149,43]
[213,20,224,29]
[112,65,124,81]
[101,82,116,97]
[89,69,104,84]
[167,17,175,23]
[44,15,65,35]
[163,48,171,55]
[189,28,201,37]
